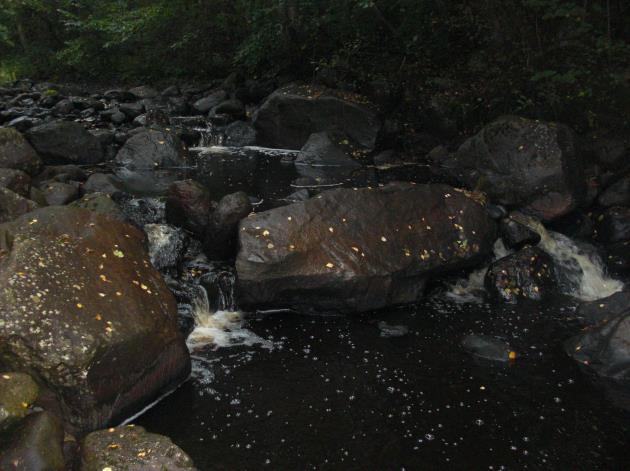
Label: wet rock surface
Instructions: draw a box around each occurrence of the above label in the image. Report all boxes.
[237,184,497,313]
[433,116,584,221]
[485,246,557,303]
[253,84,381,150]
[0,372,39,430]
[0,206,190,432]
[0,411,65,471]
[80,425,197,470]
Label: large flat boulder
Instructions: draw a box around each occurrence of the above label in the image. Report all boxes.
[236,184,496,313]
[25,121,104,165]
[432,116,584,221]
[0,207,190,432]
[253,85,381,150]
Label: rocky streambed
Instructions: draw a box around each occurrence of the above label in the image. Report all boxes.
[0,78,629,469]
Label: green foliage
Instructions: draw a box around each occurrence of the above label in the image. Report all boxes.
[0,0,627,130]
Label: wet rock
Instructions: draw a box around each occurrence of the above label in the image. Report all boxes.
[83,173,124,194]
[52,98,75,115]
[213,98,246,119]
[285,189,310,203]
[145,224,188,270]
[0,412,65,471]
[34,165,87,185]
[591,131,630,170]
[461,334,512,362]
[0,127,42,175]
[567,308,630,380]
[499,213,541,250]
[598,175,630,207]
[114,128,187,170]
[575,290,630,326]
[224,120,257,147]
[119,101,144,119]
[253,84,381,150]
[7,115,42,132]
[0,207,191,432]
[485,204,508,220]
[162,85,181,97]
[39,181,80,206]
[165,180,212,235]
[236,184,496,313]
[0,187,39,223]
[605,241,630,276]
[104,89,138,103]
[110,110,127,125]
[80,425,196,470]
[70,193,124,220]
[485,246,557,303]
[0,372,39,430]
[26,121,104,165]
[129,86,159,100]
[0,168,31,197]
[113,193,165,227]
[193,91,228,114]
[596,206,630,243]
[433,116,584,221]
[204,191,252,260]
[296,130,365,168]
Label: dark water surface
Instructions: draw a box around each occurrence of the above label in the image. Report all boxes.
[137,298,630,470]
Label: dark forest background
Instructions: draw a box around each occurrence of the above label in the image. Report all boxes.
[0,0,628,131]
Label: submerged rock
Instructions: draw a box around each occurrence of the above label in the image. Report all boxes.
[461,334,512,362]
[485,246,557,303]
[0,372,39,430]
[0,127,42,175]
[432,116,584,221]
[236,183,496,313]
[0,411,65,471]
[80,425,196,470]
[0,207,190,432]
[567,308,630,381]
[25,121,104,165]
[253,84,381,150]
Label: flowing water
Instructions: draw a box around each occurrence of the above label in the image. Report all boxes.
[120,135,630,470]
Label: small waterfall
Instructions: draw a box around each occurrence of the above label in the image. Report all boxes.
[522,218,624,301]
[445,239,511,303]
[195,125,224,147]
[186,271,274,352]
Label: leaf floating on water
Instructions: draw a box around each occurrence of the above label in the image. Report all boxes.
[262,230,270,236]
[267,243,275,249]
[76,303,83,309]
[380,236,387,242]
[325,262,335,269]
[113,249,124,258]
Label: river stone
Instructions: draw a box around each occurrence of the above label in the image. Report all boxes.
[70,193,124,220]
[0,411,65,470]
[567,308,630,380]
[224,120,257,147]
[461,334,512,362]
[236,184,496,313]
[26,121,105,165]
[193,90,228,114]
[0,372,39,430]
[484,246,557,303]
[575,290,630,326]
[129,86,159,99]
[596,206,630,243]
[0,127,42,175]
[598,175,630,207]
[0,168,31,197]
[0,206,191,432]
[204,191,252,260]
[499,213,541,250]
[296,130,366,167]
[432,116,584,221]
[80,425,196,470]
[114,128,187,170]
[39,181,80,206]
[165,180,213,235]
[83,173,124,194]
[145,224,188,270]
[0,187,39,223]
[253,84,381,150]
